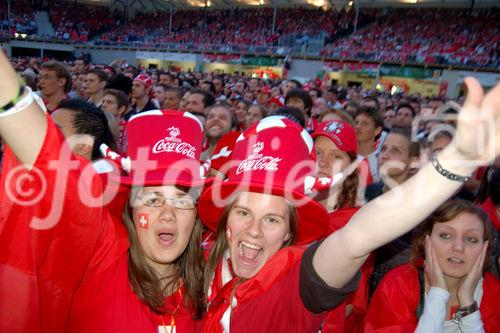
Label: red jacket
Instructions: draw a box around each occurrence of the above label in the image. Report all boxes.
[203,246,328,332]
[0,118,200,332]
[364,263,500,332]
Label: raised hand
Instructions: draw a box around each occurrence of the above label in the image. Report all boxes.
[453,78,500,164]
[425,235,448,291]
[457,241,489,307]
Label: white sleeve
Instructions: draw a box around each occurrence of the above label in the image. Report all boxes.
[415,287,450,333]
[457,310,485,333]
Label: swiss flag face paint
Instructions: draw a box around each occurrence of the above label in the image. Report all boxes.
[138,213,150,229]
[226,226,232,240]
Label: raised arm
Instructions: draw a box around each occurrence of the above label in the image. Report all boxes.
[314,78,500,288]
[0,52,47,167]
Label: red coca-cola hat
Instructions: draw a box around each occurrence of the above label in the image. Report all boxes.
[198,116,344,245]
[311,120,358,155]
[100,110,209,187]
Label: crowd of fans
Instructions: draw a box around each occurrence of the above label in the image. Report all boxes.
[47,1,121,42]
[321,8,500,68]
[2,53,499,332]
[3,4,499,68]
[0,0,37,36]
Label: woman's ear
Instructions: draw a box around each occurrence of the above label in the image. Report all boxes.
[284,233,291,242]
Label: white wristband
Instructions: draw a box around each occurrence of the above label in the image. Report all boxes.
[0,86,35,118]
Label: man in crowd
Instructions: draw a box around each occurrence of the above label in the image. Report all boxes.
[285,88,314,132]
[129,74,157,118]
[393,103,416,129]
[154,84,168,109]
[38,61,72,113]
[84,69,108,107]
[164,86,183,110]
[51,99,117,163]
[187,88,215,116]
[201,102,237,160]
[354,107,383,182]
[213,76,225,101]
[101,89,129,119]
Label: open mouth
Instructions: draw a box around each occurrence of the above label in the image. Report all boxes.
[447,257,465,264]
[157,232,175,246]
[238,241,263,264]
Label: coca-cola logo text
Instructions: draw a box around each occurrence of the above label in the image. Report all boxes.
[152,140,196,159]
[236,155,282,174]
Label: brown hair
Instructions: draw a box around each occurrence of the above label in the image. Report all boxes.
[335,151,360,210]
[203,196,298,300]
[410,200,494,270]
[41,61,72,93]
[104,88,129,109]
[123,187,205,319]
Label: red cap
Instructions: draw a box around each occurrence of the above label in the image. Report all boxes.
[102,110,209,187]
[134,73,152,90]
[312,120,358,155]
[198,116,330,245]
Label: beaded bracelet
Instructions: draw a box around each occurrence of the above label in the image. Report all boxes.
[431,155,471,182]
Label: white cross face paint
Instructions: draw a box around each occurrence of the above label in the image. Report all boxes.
[138,213,150,229]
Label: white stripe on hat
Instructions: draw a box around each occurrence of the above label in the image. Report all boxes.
[184,111,204,132]
[129,109,163,121]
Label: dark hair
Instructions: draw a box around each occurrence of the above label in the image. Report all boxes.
[76,55,90,65]
[86,69,109,83]
[285,89,313,113]
[201,81,216,95]
[41,61,72,93]
[288,79,302,89]
[104,89,129,109]
[361,97,381,113]
[123,189,205,319]
[166,86,184,100]
[327,87,338,95]
[488,168,500,206]
[396,103,417,118]
[310,88,322,98]
[276,106,306,128]
[58,99,117,161]
[355,106,384,129]
[208,102,238,129]
[410,200,494,271]
[106,73,133,96]
[190,88,215,109]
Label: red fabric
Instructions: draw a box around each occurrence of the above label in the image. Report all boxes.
[203,246,327,332]
[358,157,374,187]
[0,118,112,332]
[68,254,201,332]
[322,208,374,333]
[364,264,500,332]
[479,198,500,231]
[0,117,200,332]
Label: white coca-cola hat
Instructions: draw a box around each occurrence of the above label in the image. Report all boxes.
[198,116,340,245]
[100,110,210,187]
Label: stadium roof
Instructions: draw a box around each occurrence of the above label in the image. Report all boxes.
[80,0,499,10]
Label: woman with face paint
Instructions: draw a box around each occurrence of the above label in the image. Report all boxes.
[365,200,499,332]
[197,75,500,332]
[0,49,208,333]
